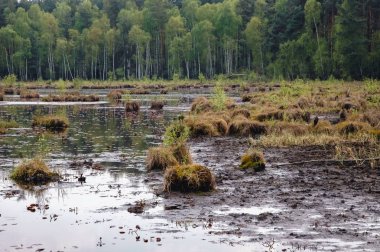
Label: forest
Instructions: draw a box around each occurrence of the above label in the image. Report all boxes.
[0,0,379,81]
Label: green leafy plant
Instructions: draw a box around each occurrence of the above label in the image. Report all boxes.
[211,82,227,111]
[163,120,190,146]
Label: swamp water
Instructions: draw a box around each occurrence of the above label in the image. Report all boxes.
[0,91,258,252]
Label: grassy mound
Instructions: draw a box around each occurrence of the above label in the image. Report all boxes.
[42,93,100,102]
[164,164,215,192]
[231,108,251,118]
[255,110,284,121]
[32,115,69,132]
[150,100,165,110]
[336,121,371,134]
[186,118,219,137]
[20,90,40,99]
[191,97,212,113]
[125,101,140,112]
[0,93,3,101]
[240,149,266,171]
[146,146,179,171]
[107,90,124,100]
[228,117,267,136]
[10,158,60,184]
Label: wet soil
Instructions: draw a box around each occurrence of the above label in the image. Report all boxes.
[146,137,380,251]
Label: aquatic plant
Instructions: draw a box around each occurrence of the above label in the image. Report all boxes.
[240,149,266,171]
[164,164,215,192]
[32,115,69,132]
[146,146,179,171]
[10,158,60,184]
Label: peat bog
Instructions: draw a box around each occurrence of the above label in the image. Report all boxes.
[0,81,379,252]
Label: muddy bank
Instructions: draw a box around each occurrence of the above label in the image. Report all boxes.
[145,137,380,251]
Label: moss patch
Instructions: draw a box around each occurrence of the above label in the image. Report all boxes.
[240,149,266,172]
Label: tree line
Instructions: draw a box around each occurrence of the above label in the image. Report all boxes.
[0,0,379,81]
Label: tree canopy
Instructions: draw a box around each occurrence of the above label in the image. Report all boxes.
[0,0,379,81]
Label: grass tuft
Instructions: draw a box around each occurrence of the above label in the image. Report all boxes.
[164,164,215,192]
[10,158,59,184]
[240,149,266,171]
[32,115,69,132]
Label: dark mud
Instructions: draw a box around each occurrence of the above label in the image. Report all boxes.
[146,137,380,251]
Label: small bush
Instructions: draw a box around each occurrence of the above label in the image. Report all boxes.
[146,147,179,171]
[10,158,59,184]
[32,115,69,132]
[150,100,165,110]
[190,97,212,113]
[240,149,266,172]
[336,121,371,135]
[228,118,267,136]
[171,143,192,165]
[3,74,17,86]
[164,164,215,192]
[211,83,227,111]
[163,120,190,146]
[125,101,140,112]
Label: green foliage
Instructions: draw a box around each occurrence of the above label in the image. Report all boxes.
[163,120,190,147]
[211,82,227,111]
[3,74,17,86]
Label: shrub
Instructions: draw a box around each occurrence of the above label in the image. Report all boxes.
[211,83,227,111]
[164,164,215,192]
[10,158,59,184]
[163,120,190,146]
[3,74,17,86]
[336,121,371,135]
[150,100,165,110]
[32,115,69,132]
[146,147,179,171]
[190,97,212,113]
[228,118,267,136]
[125,101,140,112]
[171,143,192,165]
[240,149,266,172]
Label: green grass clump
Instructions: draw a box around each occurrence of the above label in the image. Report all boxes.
[163,120,190,146]
[164,164,215,192]
[146,146,179,171]
[10,158,60,184]
[32,115,69,132]
[336,121,371,135]
[240,149,266,171]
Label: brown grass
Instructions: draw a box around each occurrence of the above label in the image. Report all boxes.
[267,121,308,136]
[190,97,212,113]
[107,90,124,100]
[20,90,40,99]
[125,101,140,112]
[231,108,251,118]
[150,100,165,110]
[255,110,284,121]
[186,118,219,137]
[336,121,371,135]
[146,146,179,171]
[228,117,267,136]
[42,93,100,102]
[240,149,266,171]
[10,158,60,184]
[164,164,215,192]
